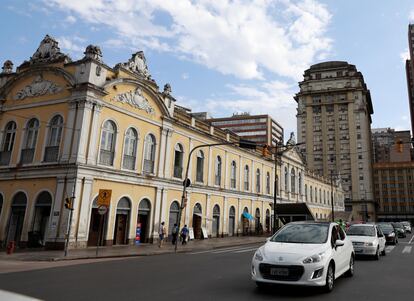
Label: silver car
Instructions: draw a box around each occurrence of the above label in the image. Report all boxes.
[347,224,386,259]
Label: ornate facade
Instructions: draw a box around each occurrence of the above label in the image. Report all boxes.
[0,36,344,249]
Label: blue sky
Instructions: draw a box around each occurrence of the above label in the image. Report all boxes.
[1,0,414,139]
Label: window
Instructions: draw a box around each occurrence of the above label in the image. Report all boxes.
[305,184,308,201]
[44,115,63,162]
[275,175,279,195]
[266,172,270,194]
[315,187,318,202]
[310,186,313,202]
[291,169,296,194]
[123,128,138,170]
[0,121,16,165]
[244,165,249,190]
[256,169,261,193]
[230,161,237,188]
[21,118,39,164]
[215,156,222,186]
[196,150,204,182]
[284,167,288,192]
[298,172,302,195]
[99,120,116,166]
[143,134,156,173]
[173,144,184,178]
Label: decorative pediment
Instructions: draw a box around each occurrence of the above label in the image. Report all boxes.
[2,60,13,74]
[30,35,71,64]
[117,51,151,79]
[13,75,63,100]
[83,45,103,62]
[111,87,155,115]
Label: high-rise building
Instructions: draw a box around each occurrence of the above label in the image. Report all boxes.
[207,114,284,146]
[372,128,411,163]
[295,61,375,221]
[406,24,414,136]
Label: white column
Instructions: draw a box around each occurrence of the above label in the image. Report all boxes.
[160,189,169,233]
[239,155,243,191]
[75,177,94,242]
[206,194,211,235]
[207,147,213,186]
[164,130,173,178]
[187,138,194,180]
[152,187,163,240]
[251,161,254,193]
[223,196,228,236]
[70,100,94,164]
[237,198,241,234]
[261,199,265,229]
[46,177,66,241]
[157,129,168,178]
[184,192,191,226]
[86,104,102,165]
[61,102,77,162]
[224,150,229,189]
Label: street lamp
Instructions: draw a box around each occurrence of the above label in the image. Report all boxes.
[174,139,256,252]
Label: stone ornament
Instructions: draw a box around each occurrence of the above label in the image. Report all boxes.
[163,83,172,95]
[14,75,63,100]
[119,51,151,79]
[30,35,71,64]
[2,60,13,74]
[286,132,296,146]
[111,87,155,115]
[84,45,103,62]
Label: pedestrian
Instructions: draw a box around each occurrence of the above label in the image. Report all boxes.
[172,223,178,245]
[181,225,189,245]
[158,222,166,248]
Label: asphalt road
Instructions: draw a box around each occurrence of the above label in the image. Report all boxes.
[1,234,414,301]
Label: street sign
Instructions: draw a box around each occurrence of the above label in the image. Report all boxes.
[183,178,191,187]
[98,205,107,215]
[97,189,112,207]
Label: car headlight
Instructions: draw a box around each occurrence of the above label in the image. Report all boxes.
[254,249,264,262]
[388,232,395,237]
[364,242,374,247]
[303,252,326,264]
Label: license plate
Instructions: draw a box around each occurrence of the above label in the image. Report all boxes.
[270,268,289,276]
[354,249,363,253]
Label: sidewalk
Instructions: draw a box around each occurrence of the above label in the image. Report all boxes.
[0,236,266,262]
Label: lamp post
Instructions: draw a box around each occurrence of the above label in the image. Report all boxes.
[174,139,256,252]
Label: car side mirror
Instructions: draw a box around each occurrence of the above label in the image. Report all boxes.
[335,239,345,247]
[266,237,271,242]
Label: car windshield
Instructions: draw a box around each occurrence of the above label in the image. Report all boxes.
[270,223,329,244]
[347,226,375,236]
[378,224,393,232]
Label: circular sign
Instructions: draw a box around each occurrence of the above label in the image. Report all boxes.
[183,178,191,188]
[98,205,108,215]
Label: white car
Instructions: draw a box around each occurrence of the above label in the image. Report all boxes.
[401,221,412,233]
[252,222,355,293]
[347,224,386,259]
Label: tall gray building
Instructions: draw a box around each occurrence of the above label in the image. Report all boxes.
[295,61,375,221]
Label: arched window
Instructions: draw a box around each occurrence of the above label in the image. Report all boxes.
[319,189,322,203]
[0,121,16,165]
[324,190,326,204]
[305,184,308,202]
[215,156,222,186]
[169,201,180,235]
[298,172,302,195]
[44,115,63,162]
[310,185,313,202]
[196,150,204,182]
[244,165,249,190]
[284,167,288,192]
[266,172,270,194]
[291,168,296,194]
[100,120,116,166]
[315,187,318,202]
[21,118,39,164]
[123,128,138,170]
[143,134,156,174]
[230,161,237,188]
[256,169,261,193]
[173,143,184,178]
[275,175,279,196]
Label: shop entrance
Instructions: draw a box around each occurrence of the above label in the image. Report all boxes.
[168,201,180,237]
[228,206,235,236]
[30,191,52,247]
[113,197,131,245]
[212,205,220,237]
[137,199,151,243]
[87,197,107,247]
[6,192,27,246]
[242,207,250,235]
[255,208,261,234]
[192,203,202,239]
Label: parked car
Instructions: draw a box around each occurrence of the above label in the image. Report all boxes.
[377,223,398,245]
[401,221,412,233]
[391,222,406,238]
[347,224,386,259]
[252,222,355,293]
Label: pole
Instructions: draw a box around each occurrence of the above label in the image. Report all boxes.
[96,214,104,257]
[273,144,279,234]
[64,207,73,257]
[331,170,334,222]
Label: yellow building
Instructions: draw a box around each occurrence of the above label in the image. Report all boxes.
[0,36,344,249]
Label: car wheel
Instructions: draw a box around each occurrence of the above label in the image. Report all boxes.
[345,255,354,277]
[396,238,398,245]
[374,247,380,260]
[324,263,335,293]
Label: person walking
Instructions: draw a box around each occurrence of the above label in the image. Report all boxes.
[158,222,166,248]
[181,225,189,245]
[172,223,178,245]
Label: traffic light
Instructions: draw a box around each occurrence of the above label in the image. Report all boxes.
[64,197,73,210]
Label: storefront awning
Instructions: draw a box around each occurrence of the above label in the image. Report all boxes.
[242,212,255,220]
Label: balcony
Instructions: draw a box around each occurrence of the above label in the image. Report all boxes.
[99,150,114,166]
[0,151,11,166]
[20,148,35,164]
[44,146,59,162]
[173,166,183,178]
[122,155,136,170]
[143,159,154,174]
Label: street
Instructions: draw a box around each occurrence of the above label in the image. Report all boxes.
[0,234,413,301]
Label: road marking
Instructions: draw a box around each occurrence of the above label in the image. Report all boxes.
[188,245,260,255]
[402,246,412,254]
[212,246,258,254]
[233,247,258,253]
[385,246,395,253]
[408,235,414,244]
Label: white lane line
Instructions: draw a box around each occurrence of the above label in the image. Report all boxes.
[233,247,258,253]
[408,235,414,244]
[212,246,259,254]
[402,246,412,254]
[189,245,259,255]
[385,246,395,253]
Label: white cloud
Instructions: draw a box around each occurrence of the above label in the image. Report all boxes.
[400,48,410,62]
[57,36,86,59]
[181,73,189,80]
[65,15,77,24]
[45,0,332,81]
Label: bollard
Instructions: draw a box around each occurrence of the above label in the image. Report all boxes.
[6,241,15,255]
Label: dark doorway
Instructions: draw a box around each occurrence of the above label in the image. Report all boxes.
[265,209,270,233]
[7,192,27,246]
[212,205,220,237]
[30,191,52,247]
[193,203,202,239]
[228,206,235,236]
[113,197,131,245]
[87,197,107,247]
[242,207,249,235]
[168,201,180,237]
[255,208,261,234]
[137,199,151,243]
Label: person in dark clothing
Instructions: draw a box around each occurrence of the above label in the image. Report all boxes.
[181,225,189,245]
